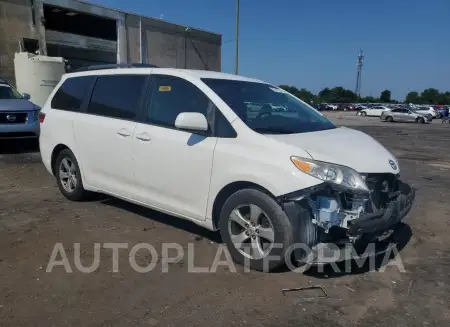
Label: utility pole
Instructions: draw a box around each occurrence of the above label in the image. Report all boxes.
[235,0,240,75]
[355,49,364,97]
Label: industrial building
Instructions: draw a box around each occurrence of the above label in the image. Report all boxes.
[0,0,222,85]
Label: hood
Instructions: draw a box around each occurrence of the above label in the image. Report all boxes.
[0,99,38,112]
[265,127,400,174]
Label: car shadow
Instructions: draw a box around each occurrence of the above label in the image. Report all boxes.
[100,196,222,243]
[0,139,39,154]
[303,222,413,278]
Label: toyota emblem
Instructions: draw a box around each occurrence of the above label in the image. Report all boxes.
[6,114,16,122]
[389,159,397,170]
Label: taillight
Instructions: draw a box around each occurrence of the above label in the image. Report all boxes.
[39,112,46,123]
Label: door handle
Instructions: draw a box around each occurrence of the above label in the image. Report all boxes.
[135,132,151,141]
[117,129,131,137]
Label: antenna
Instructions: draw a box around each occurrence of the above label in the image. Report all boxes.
[355,49,364,97]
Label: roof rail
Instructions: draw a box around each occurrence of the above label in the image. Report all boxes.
[72,63,159,73]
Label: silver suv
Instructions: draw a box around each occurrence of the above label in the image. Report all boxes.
[380,108,432,123]
[0,78,41,139]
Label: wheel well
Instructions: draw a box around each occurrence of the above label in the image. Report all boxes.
[211,181,274,230]
[50,144,69,175]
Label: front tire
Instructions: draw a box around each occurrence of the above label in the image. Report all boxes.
[361,111,367,117]
[54,149,90,201]
[416,117,425,124]
[219,188,294,272]
[386,116,394,122]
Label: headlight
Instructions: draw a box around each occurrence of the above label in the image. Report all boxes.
[290,156,369,192]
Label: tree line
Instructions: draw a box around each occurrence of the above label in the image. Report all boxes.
[278,85,450,105]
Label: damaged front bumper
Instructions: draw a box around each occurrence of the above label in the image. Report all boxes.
[346,185,415,236]
[278,175,415,263]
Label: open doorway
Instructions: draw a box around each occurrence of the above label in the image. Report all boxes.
[44,4,118,71]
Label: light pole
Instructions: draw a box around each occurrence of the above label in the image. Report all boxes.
[235,0,240,75]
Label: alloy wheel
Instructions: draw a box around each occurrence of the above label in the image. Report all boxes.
[59,158,78,193]
[227,204,275,260]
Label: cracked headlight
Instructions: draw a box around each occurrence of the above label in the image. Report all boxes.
[291,156,369,192]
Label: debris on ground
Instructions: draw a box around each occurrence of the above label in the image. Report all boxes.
[407,280,414,296]
[281,285,328,299]
[344,285,355,292]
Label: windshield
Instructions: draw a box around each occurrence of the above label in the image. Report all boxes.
[202,79,336,134]
[0,84,23,100]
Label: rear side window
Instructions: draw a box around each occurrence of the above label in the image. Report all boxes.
[87,75,147,120]
[51,76,94,111]
[145,75,209,127]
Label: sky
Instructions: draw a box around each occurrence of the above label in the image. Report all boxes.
[87,0,450,100]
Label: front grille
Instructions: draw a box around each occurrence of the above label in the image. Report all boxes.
[365,173,399,211]
[0,112,28,124]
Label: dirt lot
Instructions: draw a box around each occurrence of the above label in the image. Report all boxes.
[1,113,450,327]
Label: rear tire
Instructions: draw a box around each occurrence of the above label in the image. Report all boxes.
[219,188,294,272]
[361,111,367,117]
[54,149,90,201]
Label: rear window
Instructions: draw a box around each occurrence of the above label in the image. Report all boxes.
[51,76,94,111]
[86,75,147,120]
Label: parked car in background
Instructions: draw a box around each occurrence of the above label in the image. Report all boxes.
[39,66,415,272]
[315,103,331,111]
[0,78,41,139]
[359,105,390,117]
[414,106,439,118]
[354,104,368,111]
[380,108,432,123]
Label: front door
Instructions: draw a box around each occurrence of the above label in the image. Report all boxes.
[132,75,217,221]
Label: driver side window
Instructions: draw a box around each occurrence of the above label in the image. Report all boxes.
[145,75,209,128]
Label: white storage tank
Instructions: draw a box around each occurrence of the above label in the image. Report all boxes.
[14,52,66,107]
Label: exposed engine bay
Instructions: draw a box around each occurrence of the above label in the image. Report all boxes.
[280,173,407,239]
[280,173,414,264]
[307,173,400,232]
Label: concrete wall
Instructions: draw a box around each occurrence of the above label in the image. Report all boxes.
[0,0,42,85]
[0,0,221,86]
[125,14,141,64]
[140,17,221,71]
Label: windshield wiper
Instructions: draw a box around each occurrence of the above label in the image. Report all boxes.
[252,127,294,134]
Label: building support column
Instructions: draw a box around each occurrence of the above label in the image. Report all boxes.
[117,18,127,64]
[34,0,47,55]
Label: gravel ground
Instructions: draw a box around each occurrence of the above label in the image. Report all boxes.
[1,114,449,327]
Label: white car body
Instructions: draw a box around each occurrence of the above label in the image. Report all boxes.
[328,104,339,110]
[360,105,390,117]
[414,106,438,118]
[39,67,414,270]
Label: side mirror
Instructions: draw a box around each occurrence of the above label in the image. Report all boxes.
[175,112,208,132]
[22,93,31,100]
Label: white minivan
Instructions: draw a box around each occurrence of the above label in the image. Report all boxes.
[39,66,415,271]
